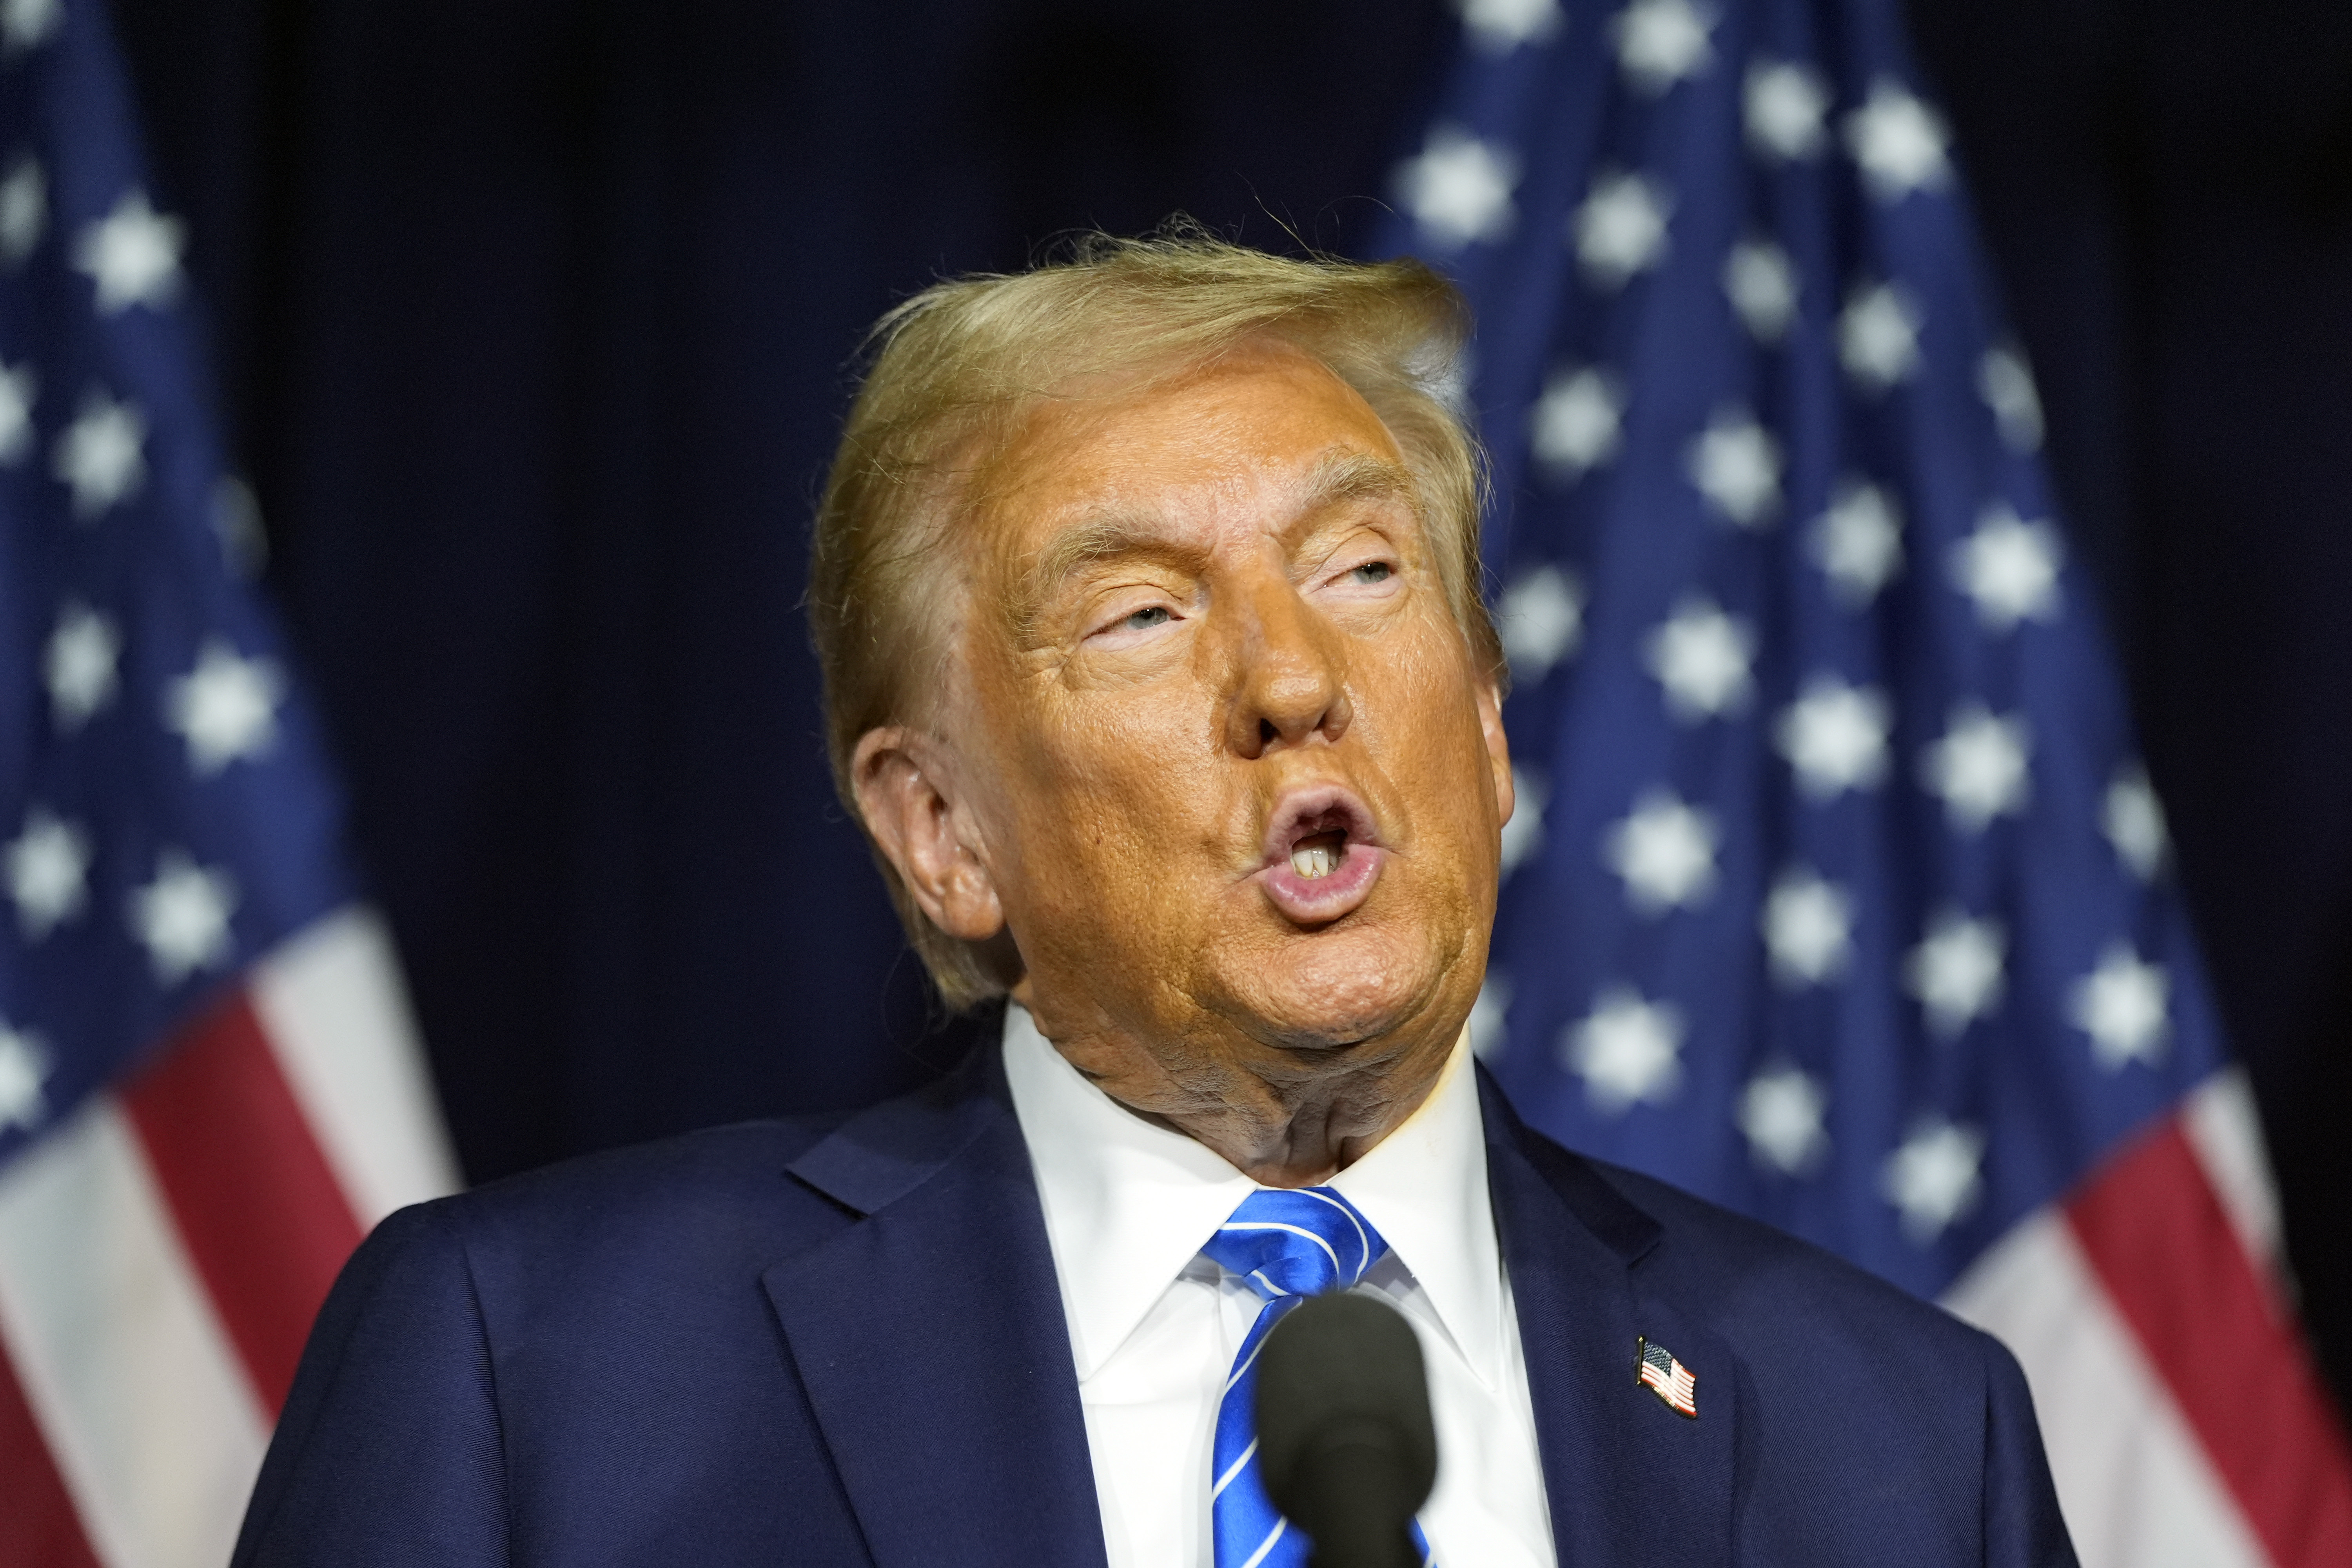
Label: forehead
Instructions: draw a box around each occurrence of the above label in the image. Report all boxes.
[973,342,1410,554]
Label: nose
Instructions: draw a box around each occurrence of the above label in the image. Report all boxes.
[1221,572,1353,759]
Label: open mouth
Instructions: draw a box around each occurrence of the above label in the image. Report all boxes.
[1254,787,1387,924]
[1289,829,1348,880]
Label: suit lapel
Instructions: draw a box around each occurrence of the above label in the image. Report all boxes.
[1482,1073,1740,1566]
[764,1047,1107,1568]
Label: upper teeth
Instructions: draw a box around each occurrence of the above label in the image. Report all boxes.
[1291,838,1341,879]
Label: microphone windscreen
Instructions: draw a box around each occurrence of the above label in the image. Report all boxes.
[1254,1291,1437,1567]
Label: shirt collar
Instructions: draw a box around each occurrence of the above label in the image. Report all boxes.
[1002,1004,1505,1388]
[1324,1028,1505,1390]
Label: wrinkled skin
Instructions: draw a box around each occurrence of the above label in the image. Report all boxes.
[852,341,1514,1186]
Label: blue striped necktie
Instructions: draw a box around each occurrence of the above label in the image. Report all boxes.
[1198,1187,1434,1568]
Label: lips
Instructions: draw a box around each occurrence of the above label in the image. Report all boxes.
[1252,786,1387,924]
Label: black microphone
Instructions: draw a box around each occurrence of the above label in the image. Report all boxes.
[1253,1290,1438,1568]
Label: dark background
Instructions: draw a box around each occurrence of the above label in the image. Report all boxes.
[103,0,2352,1405]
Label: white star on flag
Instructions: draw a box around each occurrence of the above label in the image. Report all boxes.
[1883,1117,1985,1243]
[1774,675,1891,799]
[1500,766,1547,875]
[1531,366,1624,478]
[0,156,43,265]
[0,0,60,54]
[1744,60,1828,161]
[1762,868,1853,986]
[1395,127,1520,249]
[1906,910,2007,1038]
[45,602,122,728]
[1949,504,2062,632]
[1844,78,1951,203]
[5,809,91,940]
[1687,407,1781,526]
[1470,973,1512,1060]
[1498,564,1585,681]
[1459,0,1562,53]
[1838,283,1923,392]
[128,851,239,985]
[1610,0,1713,94]
[1723,239,1798,342]
[72,189,187,314]
[53,390,147,518]
[1978,345,2044,452]
[1922,704,2031,831]
[0,358,33,464]
[1808,482,1904,605]
[2071,945,2171,1071]
[1564,987,1685,1113]
[1739,1064,1829,1174]
[1604,790,1719,914]
[1645,597,1754,720]
[2103,766,2170,880]
[1572,171,1672,289]
[0,1023,49,1136]
[165,638,284,774]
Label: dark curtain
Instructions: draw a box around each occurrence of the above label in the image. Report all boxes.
[106,0,2352,1403]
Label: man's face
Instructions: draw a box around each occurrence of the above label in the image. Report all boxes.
[942,342,1512,1105]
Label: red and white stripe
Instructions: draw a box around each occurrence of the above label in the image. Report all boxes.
[1947,1069,2352,1568]
[0,910,458,1568]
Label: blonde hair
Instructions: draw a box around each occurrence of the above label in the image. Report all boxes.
[807,226,1500,1009]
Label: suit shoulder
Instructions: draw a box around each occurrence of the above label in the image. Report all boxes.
[394,1114,858,1292]
[1563,1142,1998,1364]
[250,1115,895,1564]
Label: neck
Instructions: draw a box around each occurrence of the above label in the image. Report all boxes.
[1036,1011,1462,1187]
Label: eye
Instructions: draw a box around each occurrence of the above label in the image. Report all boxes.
[1085,595,1187,649]
[1325,552,1401,594]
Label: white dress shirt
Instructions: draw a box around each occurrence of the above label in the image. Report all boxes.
[1002,1005,1557,1568]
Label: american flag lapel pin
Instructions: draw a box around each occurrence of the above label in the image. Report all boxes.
[1635,1336,1699,1419]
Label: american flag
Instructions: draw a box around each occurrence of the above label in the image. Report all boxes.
[0,2,456,1564]
[1636,1336,1697,1418]
[1374,0,2352,1561]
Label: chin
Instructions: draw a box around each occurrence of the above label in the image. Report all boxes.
[1222,918,1455,1053]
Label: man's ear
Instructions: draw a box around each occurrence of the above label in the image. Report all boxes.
[1476,675,1515,833]
[850,726,1007,942]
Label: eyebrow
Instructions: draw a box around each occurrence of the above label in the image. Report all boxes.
[1291,449,1421,529]
[1027,515,1200,599]
[1005,448,1422,643]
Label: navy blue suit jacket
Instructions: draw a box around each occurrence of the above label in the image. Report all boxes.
[233,1043,2076,1566]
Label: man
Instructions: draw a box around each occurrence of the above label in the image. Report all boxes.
[234,234,2074,1566]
